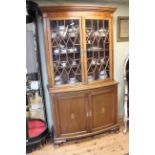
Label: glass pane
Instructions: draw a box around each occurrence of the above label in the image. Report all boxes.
[50,19,82,85]
[86,19,110,82]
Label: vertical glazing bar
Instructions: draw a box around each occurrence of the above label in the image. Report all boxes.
[97,20,100,62]
[103,20,106,64]
[64,20,67,62]
[56,20,61,64]
[91,20,94,60]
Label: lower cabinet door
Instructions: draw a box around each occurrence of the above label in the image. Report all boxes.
[53,92,88,138]
[89,85,117,132]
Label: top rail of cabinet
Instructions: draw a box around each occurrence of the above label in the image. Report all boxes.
[40,6,116,14]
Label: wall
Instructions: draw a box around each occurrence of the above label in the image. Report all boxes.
[36,2,129,130]
[112,4,129,117]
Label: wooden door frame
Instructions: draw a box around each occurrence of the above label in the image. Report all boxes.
[82,15,114,85]
[43,16,85,88]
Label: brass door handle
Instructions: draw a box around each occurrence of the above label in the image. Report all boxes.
[101,107,105,114]
[86,112,89,117]
[71,113,75,119]
[86,112,92,117]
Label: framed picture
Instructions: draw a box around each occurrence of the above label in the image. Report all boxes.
[117,16,129,42]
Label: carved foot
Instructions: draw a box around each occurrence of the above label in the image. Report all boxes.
[53,138,66,145]
[123,128,127,134]
[110,126,120,133]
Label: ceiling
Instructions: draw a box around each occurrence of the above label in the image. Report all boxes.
[33,0,129,6]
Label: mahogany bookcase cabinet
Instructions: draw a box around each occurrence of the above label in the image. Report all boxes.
[41,6,119,144]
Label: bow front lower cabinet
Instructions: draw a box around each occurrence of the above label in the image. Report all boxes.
[41,6,119,144]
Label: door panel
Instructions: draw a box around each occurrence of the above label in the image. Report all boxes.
[55,92,88,136]
[90,86,116,132]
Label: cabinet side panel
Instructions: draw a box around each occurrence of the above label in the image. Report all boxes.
[50,94,60,137]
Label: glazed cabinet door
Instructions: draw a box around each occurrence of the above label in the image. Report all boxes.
[83,16,113,83]
[89,85,117,132]
[44,17,84,87]
[52,92,88,138]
